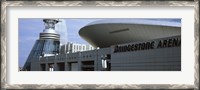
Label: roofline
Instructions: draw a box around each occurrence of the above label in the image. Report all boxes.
[86,19,181,27]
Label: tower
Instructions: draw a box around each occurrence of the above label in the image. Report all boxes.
[23,19,60,71]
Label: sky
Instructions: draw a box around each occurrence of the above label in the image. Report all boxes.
[19,18,181,67]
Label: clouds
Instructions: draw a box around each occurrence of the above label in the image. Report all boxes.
[55,19,68,44]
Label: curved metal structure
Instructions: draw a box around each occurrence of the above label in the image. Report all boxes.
[79,19,181,48]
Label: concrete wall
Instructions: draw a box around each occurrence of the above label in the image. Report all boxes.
[111,47,180,71]
[31,61,41,71]
[110,36,181,71]
[30,36,180,71]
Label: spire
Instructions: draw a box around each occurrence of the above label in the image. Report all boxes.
[43,19,60,30]
[40,19,60,40]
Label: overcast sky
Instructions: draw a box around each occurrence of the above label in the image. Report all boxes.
[19,18,181,67]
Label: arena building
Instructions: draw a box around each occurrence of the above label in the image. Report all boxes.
[22,19,181,71]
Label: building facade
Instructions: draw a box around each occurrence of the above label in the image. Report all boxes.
[60,42,94,54]
[30,35,181,71]
[23,19,181,71]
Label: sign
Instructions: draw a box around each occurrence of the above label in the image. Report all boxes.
[114,37,181,53]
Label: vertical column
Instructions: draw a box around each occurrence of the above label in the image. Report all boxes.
[78,61,82,71]
[54,63,58,71]
[65,54,69,71]
[94,50,98,71]
[65,62,70,71]
[45,63,48,71]
[78,52,82,71]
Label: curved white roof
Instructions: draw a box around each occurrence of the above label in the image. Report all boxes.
[87,19,181,27]
[79,19,181,48]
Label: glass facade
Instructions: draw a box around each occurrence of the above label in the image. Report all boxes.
[29,39,60,58]
[23,39,60,70]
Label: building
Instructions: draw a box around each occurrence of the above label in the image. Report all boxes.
[60,42,94,54]
[22,19,60,71]
[23,19,181,71]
